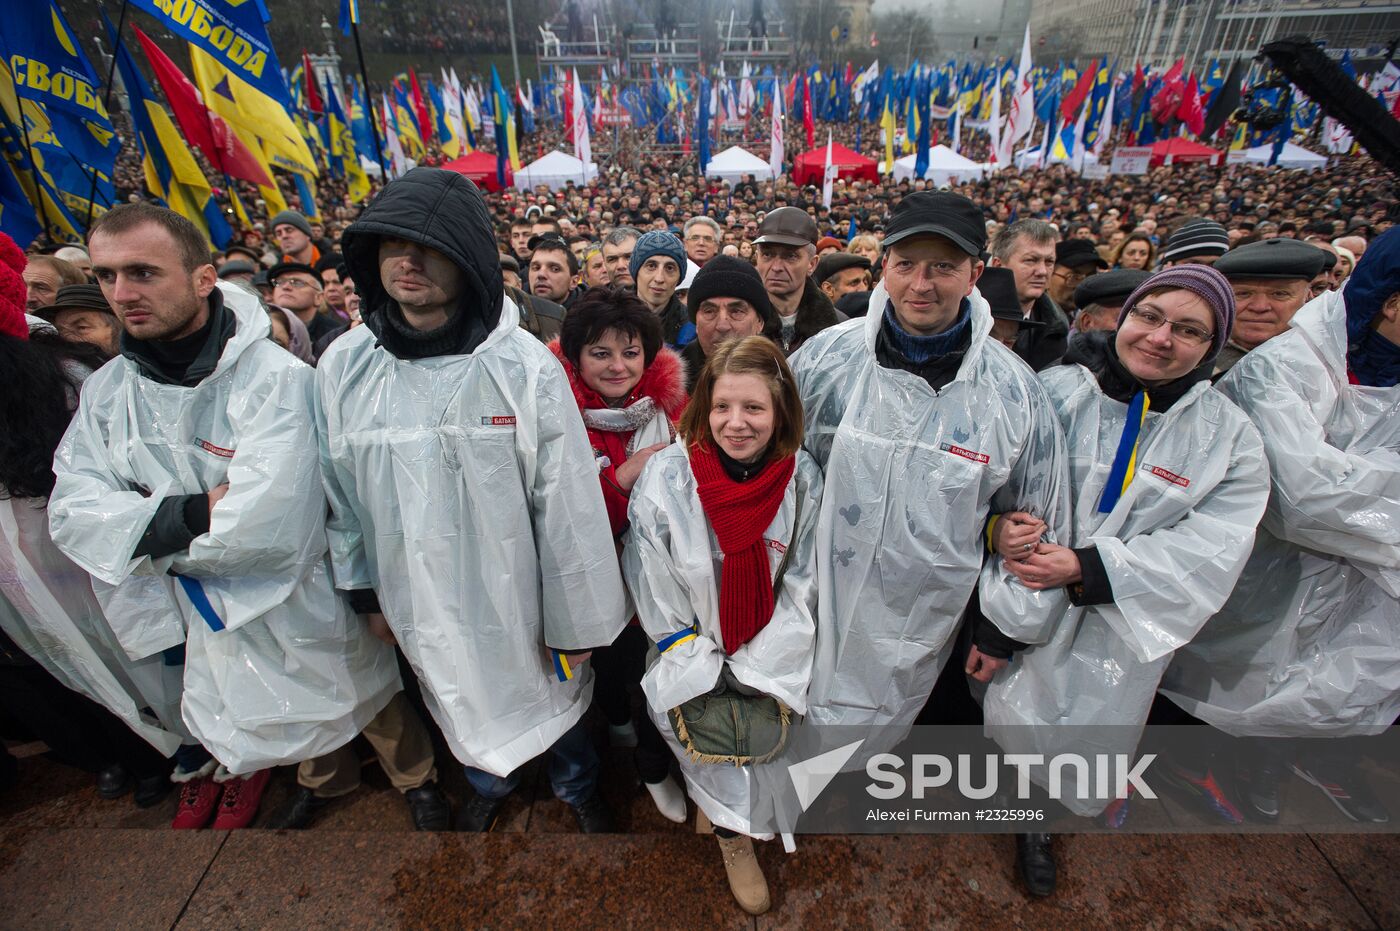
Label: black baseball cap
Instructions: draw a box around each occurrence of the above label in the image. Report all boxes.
[266,261,321,285]
[881,191,986,257]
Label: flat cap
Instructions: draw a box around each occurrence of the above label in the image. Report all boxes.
[1213,238,1327,282]
[815,253,871,284]
[1073,268,1151,310]
[1056,239,1109,270]
[753,207,819,248]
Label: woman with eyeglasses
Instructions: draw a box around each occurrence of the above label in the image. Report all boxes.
[980,266,1270,894]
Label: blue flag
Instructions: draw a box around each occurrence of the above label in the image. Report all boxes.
[697,76,711,174]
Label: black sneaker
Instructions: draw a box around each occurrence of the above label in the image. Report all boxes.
[133,772,174,808]
[1243,758,1282,822]
[97,763,132,800]
[1292,761,1391,824]
[456,792,505,832]
[266,787,332,830]
[404,781,452,831]
[1015,832,1056,897]
[569,791,615,834]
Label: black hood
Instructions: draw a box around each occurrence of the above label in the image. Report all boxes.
[341,167,504,358]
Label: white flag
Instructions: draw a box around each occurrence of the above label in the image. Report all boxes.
[997,26,1035,169]
[572,68,591,170]
[382,92,406,178]
[769,79,785,178]
[988,75,1002,171]
[821,130,835,209]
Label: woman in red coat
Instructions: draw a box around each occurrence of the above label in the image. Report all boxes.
[550,287,690,822]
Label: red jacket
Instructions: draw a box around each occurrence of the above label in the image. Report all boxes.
[549,340,689,535]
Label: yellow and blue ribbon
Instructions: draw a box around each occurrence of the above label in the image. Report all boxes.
[1097,391,1151,514]
[656,624,699,654]
[552,650,574,682]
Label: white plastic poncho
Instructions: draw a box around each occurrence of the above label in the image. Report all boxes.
[622,443,822,837]
[1162,290,1400,736]
[48,283,401,773]
[983,363,1269,813]
[1,498,185,756]
[315,297,629,777]
[789,282,1071,730]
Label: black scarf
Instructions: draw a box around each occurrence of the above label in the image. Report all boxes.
[1064,331,1211,412]
[121,289,236,387]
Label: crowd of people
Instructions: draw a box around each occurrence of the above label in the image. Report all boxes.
[2,127,1398,916]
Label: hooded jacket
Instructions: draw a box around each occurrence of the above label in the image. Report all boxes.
[549,340,688,534]
[1342,226,1400,388]
[341,168,504,360]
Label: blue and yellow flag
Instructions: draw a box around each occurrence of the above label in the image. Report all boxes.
[0,0,118,231]
[0,57,87,244]
[325,78,369,201]
[105,9,230,248]
[190,45,317,179]
[490,65,520,183]
[338,0,360,36]
[0,149,41,248]
[391,81,425,157]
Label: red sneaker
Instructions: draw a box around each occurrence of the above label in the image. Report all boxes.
[210,769,272,830]
[171,775,221,830]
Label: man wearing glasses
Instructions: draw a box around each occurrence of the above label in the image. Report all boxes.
[268,262,344,360]
[683,217,721,268]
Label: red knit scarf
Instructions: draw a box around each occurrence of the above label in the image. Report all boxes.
[690,442,796,655]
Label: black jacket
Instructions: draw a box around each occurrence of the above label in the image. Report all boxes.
[341,167,504,360]
[776,279,847,356]
[1012,294,1070,372]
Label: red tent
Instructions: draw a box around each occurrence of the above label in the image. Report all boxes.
[1148,138,1222,167]
[442,150,510,192]
[791,143,879,185]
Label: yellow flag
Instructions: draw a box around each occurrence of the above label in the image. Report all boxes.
[189,45,317,178]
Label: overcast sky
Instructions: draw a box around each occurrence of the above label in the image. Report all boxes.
[870,0,1007,20]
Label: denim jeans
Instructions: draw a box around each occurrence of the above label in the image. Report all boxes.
[464,717,599,807]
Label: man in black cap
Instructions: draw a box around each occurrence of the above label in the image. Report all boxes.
[980,267,1044,351]
[268,261,344,356]
[815,253,873,304]
[1068,269,1151,336]
[680,255,780,392]
[791,191,1070,898]
[42,283,121,359]
[1212,238,1327,377]
[1046,239,1107,310]
[753,206,844,355]
[1160,218,1231,267]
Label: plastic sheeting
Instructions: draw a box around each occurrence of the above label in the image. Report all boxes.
[49,284,401,773]
[984,364,1269,814]
[1,499,186,756]
[622,444,822,837]
[315,296,628,777]
[1162,290,1400,736]
[789,282,1071,732]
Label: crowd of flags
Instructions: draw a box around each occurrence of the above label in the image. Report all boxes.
[2,0,1396,250]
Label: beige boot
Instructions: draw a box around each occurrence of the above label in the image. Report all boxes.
[717,834,771,915]
[695,807,713,834]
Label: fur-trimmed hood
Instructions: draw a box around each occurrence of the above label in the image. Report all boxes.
[549,338,689,420]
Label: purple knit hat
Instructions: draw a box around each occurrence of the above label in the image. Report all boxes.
[1117,264,1236,362]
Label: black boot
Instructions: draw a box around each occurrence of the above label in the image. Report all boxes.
[456,792,505,832]
[96,763,132,799]
[133,773,173,808]
[403,781,451,831]
[1015,832,1056,897]
[266,787,332,830]
[569,791,615,834]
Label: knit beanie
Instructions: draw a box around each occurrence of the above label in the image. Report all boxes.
[269,209,314,240]
[629,230,686,281]
[685,255,778,330]
[1117,264,1236,362]
[1160,218,1230,263]
[0,232,29,341]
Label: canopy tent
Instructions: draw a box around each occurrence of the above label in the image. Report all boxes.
[704,146,775,183]
[792,143,879,185]
[513,150,598,190]
[1233,141,1329,171]
[441,150,510,192]
[889,146,986,185]
[1012,147,1098,170]
[1148,138,1222,166]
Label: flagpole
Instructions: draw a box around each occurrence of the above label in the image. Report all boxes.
[349,20,388,179]
[16,99,54,246]
[85,0,131,232]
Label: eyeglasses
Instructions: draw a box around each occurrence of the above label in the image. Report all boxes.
[1125,307,1214,346]
[273,278,320,291]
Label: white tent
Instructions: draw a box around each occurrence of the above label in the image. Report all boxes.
[890,145,986,185]
[1013,146,1098,170]
[1234,141,1329,171]
[704,146,774,183]
[513,150,599,190]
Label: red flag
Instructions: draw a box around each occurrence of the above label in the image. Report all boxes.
[562,77,574,135]
[785,74,798,112]
[132,25,272,188]
[1177,74,1205,136]
[302,52,324,114]
[408,70,432,142]
[803,76,816,147]
[1060,59,1099,124]
[1133,64,1145,93]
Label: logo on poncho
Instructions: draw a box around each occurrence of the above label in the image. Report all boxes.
[940,443,990,464]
